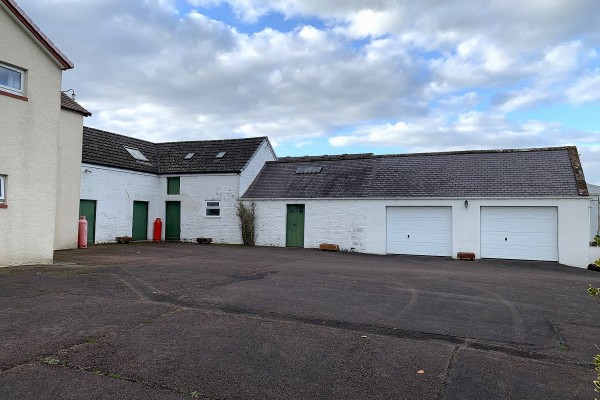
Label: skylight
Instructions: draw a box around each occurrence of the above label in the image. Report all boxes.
[124,146,149,162]
[184,152,195,160]
[216,151,226,158]
[295,166,323,174]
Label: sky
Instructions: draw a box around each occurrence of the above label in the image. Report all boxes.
[18,0,600,183]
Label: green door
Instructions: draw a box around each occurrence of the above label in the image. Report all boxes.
[132,201,149,240]
[286,204,305,247]
[165,201,181,241]
[79,200,96,245]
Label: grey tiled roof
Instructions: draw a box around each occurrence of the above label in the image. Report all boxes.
[82,126,268,174]
[60,92,91,116]
[242,147,588,199]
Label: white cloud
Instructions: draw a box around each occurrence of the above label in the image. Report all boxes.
[566,71,600,104]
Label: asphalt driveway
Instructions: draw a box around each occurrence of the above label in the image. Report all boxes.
[1,243,599,399]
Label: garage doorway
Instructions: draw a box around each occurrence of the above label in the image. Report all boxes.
[480,206,558,261]
[386,206,452,256]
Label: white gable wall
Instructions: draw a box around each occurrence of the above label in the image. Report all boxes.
[252,197,590,268]
[239,139,276,195]
[0,8,63,266]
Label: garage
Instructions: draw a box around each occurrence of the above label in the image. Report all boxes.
[480,207,558,261]
[386,207,452,257]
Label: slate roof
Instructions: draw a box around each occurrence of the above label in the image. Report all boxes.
[1,0,73,69]
[82,126,270,175]
[60,92,91,116]
[242,147,588,199]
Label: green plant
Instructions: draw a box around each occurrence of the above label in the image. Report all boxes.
[42,357,62,366]
[594,235,600,247]
[236,201,257,246]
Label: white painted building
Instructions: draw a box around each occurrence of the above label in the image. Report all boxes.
[80,127,276,244]
[242,148,593,268]
[0,0,90,267]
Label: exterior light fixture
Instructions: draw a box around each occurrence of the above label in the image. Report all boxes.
[61,89,76,100]
[464,200,469,209]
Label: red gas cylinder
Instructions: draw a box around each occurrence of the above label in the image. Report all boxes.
[78,216,88,249]
[153,218,162,242]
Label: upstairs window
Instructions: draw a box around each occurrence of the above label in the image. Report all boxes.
[206,201,220,217]
[0,63,24,95]
[215,151,226,158]
[167,177,180,195]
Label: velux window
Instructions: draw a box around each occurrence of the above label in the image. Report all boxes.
[0,63,24,95]
[124,146,149,162]
[206,201,220,217]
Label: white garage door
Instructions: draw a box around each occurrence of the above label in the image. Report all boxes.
[386,207,452,256]
[480,207,558,261]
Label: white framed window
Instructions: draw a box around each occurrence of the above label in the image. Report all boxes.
[0,175,6,202]
[0,63,24,95]
[206,201,220,217]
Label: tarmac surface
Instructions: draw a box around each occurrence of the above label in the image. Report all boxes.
[1,242,599,399]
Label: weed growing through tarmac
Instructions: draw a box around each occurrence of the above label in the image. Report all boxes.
[42,357,63,366]
[190,391,200,398]
[86,336,98,344]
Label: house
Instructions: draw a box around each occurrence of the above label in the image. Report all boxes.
[79,127,276,244]
[0,0,90,267]
[242,146,592,268]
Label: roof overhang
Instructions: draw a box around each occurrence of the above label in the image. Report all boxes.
[1,0,74,70]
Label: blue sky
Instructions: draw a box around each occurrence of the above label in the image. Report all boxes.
[19,0,600,182]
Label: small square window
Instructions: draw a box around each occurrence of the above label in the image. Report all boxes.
[0,175,5,201]
[206,201,220,216]
[0,63,24,95]
[167,177,180,195]
[184,152,195,160]
[215,151,226,158]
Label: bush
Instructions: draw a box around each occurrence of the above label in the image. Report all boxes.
[236,201,257,246]
[590,285,600,395]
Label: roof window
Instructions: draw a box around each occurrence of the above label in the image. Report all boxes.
[124,146,149,162]
[216,151,226,158]
[184,152,195,160]
[295,166,323,174]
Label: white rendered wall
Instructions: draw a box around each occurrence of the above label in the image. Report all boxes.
[239,140,276,195]
[0,9,63,266]
[253,198,591,268]
[177,174,242,243]
[80,164,162,243]
[80,166,244,244]
[54,109,84,250]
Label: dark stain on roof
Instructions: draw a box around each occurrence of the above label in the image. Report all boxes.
[242,147,588,198]
[82,126,268,174]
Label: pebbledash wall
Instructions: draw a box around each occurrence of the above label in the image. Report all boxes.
[252,197,591,268]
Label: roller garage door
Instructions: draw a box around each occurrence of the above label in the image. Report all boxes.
[386,207,452,256]
[480,207,558,261]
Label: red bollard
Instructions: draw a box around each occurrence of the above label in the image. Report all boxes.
[153,218,162,242]
[78,216,88,249]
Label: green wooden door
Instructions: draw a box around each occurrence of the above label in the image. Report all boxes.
[165,201,181,241]
[79,200,96,245]
[132,201,149,240]
[286,204,305,247]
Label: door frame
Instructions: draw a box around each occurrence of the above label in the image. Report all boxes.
[79,199,96,245]
[286,204,305,248]
[165,201,181,241]
[132,201,149,240]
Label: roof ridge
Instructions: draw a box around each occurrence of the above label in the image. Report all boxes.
[83,126,156,147]
[157,136,268,145]
[268,146,576,164]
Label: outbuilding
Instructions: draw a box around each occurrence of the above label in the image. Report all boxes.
[242,147,591,268]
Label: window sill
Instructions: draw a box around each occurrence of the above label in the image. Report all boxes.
[0,203,8,209]
[0,89,27,101]
[205,215,221,218]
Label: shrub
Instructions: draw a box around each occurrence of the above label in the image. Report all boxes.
[236,201,257,246]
